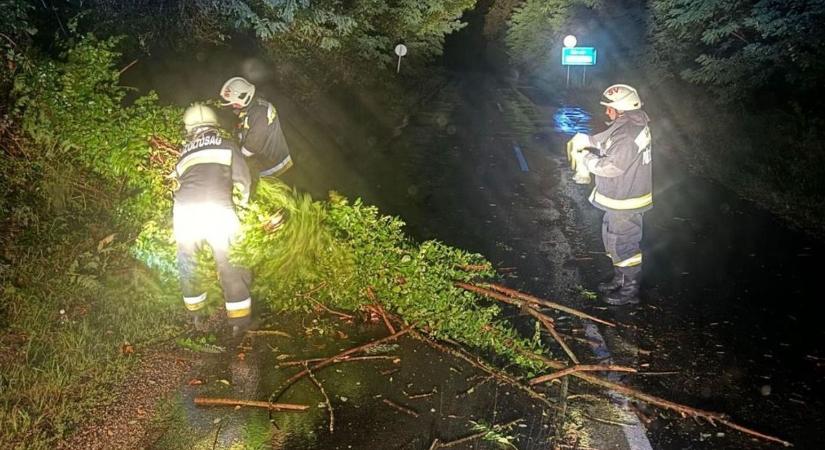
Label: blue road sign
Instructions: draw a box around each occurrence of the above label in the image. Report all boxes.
[562,47,597,66]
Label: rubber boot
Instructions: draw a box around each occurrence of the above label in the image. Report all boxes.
[229,315,253,338]
[190,313,207,332]
[597,269,623,294]
[604,278,640,306]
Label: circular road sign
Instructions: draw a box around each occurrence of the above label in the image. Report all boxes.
[563,35,577,48]
[395,44,408,57]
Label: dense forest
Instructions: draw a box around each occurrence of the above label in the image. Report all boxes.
[2,0,825,448]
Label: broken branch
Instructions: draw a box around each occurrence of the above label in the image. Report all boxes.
[529,364,637,385]
[193,397,308,411]
[480,282,615,327]
[305,363,334,432]
[382,398,419,418]
[520,350,793,447]
[275,355,398,368]
[272,326,412,402]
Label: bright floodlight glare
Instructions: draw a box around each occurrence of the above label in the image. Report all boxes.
[563,35,577,48]
[174,203,241,245]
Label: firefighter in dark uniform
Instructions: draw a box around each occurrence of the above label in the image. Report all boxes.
[574,84,653,305]
[175,104,254,334]
[219,77,293,179]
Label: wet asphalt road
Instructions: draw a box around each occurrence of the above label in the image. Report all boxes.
[286,71,825,449]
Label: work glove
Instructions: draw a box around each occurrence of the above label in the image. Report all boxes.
[233,182,250,207]
[567,133,591,170]
[566,133,593,184]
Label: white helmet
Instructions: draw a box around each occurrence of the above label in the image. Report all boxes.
[600,84,642,111]
[220,76,256,108]
[183,103,219,132]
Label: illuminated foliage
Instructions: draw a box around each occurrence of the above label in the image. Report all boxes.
[649,0,825,102]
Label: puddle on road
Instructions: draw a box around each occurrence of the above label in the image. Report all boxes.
[552,107,592,136]
[150,314,557,449]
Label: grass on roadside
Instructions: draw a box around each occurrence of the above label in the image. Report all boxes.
[0,257,182,449]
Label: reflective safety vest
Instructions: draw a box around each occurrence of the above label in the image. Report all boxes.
[238,98,293,177]
[585,110,653,213]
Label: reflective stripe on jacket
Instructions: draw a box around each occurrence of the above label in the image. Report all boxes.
[174,129,250,208]
[583,110,653,213]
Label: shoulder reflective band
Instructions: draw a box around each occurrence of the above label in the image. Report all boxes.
[615,253,642,268]
[226,297,252,318]
[590,189,652,210]
[176,148,233,175]
[635,126,651,152]
[259,154,293,177]
[266,103,277,125]
[183,292,207,311]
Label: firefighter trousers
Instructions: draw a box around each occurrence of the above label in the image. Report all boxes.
[602,210,644,280]
[174,204,252,319]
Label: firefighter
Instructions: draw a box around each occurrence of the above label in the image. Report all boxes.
[174,103,254,334]
[219,77,293,179]
[573,84,653,305]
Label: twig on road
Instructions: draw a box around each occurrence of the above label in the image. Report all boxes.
[271,327,412,402]
[305,363,334,432]
[382,398,419,418]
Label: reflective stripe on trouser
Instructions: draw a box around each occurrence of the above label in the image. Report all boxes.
[175,204,251,312]
[590,189,652,211]
[183,292,207,312]
[602,210,644,279]
[226,297,252,319]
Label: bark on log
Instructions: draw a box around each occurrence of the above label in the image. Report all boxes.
[193,397,308,411]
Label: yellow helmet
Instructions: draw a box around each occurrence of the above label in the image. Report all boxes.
[600,84,642,111]
[183,103,219,132]
[220,76,256,108]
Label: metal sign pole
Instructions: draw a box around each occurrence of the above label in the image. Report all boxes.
[566,66,570,88]
[394,44,408,75]
[582,66,586,86]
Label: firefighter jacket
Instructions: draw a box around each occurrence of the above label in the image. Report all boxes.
[174,129,251,209]
[582,109,653,213]
[238,97,293,177]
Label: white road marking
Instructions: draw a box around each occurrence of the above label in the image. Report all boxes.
[584,323,654,450]
[513,144,529,172]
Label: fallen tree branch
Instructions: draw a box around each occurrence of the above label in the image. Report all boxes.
[537,314,579,364]
[457,282,581,363]
[309,297,355,320]
[479,282,615,327]
[519,350,793,447]
[407,328,558,411]
[148,135,180,156]
[382,398,419,418]
[305,363,334,432]
[275,355,398,369]
[193,397,308,412]
[438,418,522,448]
[271,326,412,402]
[246,330,292,338]
[117,58,138,76]
[529,364,637,385]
